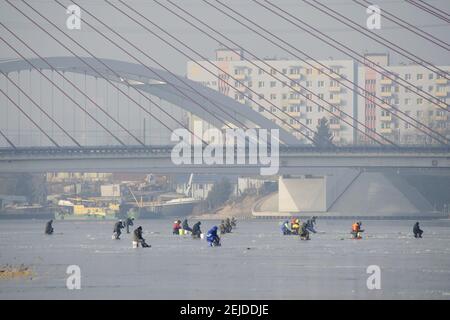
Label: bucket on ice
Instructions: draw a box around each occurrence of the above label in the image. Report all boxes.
[132,241,138,248]
[200,233,205,239]
[179,229,185,235]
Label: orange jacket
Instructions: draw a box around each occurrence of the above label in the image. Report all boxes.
[352,223,359,232]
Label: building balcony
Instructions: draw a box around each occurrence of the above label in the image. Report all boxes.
[380,127,393,134]
[328,72,341,79]
[380,78,392,85]
[330,123,341,130]
[328,97,342,105]
[434,115,447,121]
[235,86,247,93]
[329,86,341,93]
[287,109,301,115]
[436,78,448,84]
[437,101,448,109]
[380,91,393,97]
[288,98,303,104]
[435,91,448,97]
[380,115,392,121]
[288,73,302,80]
[233,73,246,80]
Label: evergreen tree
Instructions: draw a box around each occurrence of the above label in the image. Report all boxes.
[314,117,334,147]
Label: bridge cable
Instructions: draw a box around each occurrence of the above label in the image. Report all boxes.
[0,86,60,148]
[136,0,395,146]
[0,31,127,147]
[209,0,450,144]
[167,0,449,145]
[106,1,390,143]
[216,0,449,144]
[0,128,17,149]
[412,0,450,18]
[1,26,146,147]
[302,0,449,77]
[354,0,450,51]
[199,0,449,145]
[1,71,82,148]
[162,0,441,146]
[1,20,144,147]
[105,0,320,145]
[249,0,448,111]
[53,0,259,142]
[405,0,450,23]
[14,0,206,146]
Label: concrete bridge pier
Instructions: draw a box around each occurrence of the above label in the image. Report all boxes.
[253,169,442,218]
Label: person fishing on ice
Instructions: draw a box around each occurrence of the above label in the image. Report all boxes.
[133,226,150,248]
[351,221,364,239]
[113,220,125,240]
[206,226,221,247]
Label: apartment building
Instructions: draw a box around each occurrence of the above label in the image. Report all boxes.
[187,48,358,145]
[358,53,449,145]
[188,49,449,145]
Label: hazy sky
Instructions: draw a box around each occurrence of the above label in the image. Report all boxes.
[1,0,449,76]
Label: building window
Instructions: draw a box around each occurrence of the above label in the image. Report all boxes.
[417,74,423,80]
[270,81,277,88]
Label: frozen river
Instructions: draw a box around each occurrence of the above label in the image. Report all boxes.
[1,218,450,299]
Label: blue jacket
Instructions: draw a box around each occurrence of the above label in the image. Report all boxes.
[206,226,219,242]
[281,220,290,232]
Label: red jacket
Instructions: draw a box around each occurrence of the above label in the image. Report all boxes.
[173,222,181,230]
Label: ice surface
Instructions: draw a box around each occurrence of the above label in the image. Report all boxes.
[0,219,449,299]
